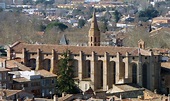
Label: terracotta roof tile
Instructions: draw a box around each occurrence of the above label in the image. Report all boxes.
[13,77,30,82]
[11,42,153,56]
[14,62,31,71]
[5,60,31,71]
[12,70,57,83]
[0,89,22,97]
[0,57,7,62]
[161,62,170,69]
[151,48,169,54]
[153,17,170,20]
[37,69,57,77]
[0,68,10,72]
[6,60,18,68]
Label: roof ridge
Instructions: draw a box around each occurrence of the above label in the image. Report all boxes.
[26,43,139,49]
[11,41,25,48]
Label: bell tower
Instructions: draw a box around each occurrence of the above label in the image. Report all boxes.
[138,39,145,49]
[88,11,100,46]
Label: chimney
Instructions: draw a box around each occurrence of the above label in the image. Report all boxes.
[17,98,21,101]
[62,92,66,97]
[31,96,35,101]
[119,94,122,100]
[53,95,58,101]
[3,60,6,68]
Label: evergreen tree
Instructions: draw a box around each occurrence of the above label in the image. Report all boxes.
[137,6,159,22]
[113,10,121,23]
[78,19,86,28]
[0,46,6,56]
[57,50,79,94]
[100,19,108,33]
[46,21,68,31]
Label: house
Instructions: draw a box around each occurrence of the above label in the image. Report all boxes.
[152,17,170,24]
[0,89,34,101]
[0,3,5,9]
[160,62,170,95]
[9,70,57,98]
[0,57,31,71]
[71,0,85,4]
[0,68,13,89]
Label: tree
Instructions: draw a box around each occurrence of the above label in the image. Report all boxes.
[137,6,159,22]
[0,46,6,56]
[78,19,85,28]
[57,50,79,94]
[38,24,46,31]
[123,27,150,47]
[23,0,33,5]
[72,9,84,17]
[99,19,108,33]
[46,21,68,31]
[155,1,168,15]
[112,10,121,23]
[35,0,54,6]
[0,8,3,12]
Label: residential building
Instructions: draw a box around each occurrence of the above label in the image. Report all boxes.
[160,62,170,95]
[0,0,12,5]
[152,17,170,24]
[71,0,85,4]
[0,89,34,101]
[55,0,71,4]
[1,0,23,5]
[0,3,5,9]
[13,0,23,5]
[0,68,13,89]
[152,0,166,2]
[9,70,57,98]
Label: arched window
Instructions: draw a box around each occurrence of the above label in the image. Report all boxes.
[97,60,103,89]
[132,63,137,83]
[85,60,91,78]
[43,59,51,71]
[72,60,78,78]
[120,62,125,79]
[29,58,36,70]
[108,61,116,89]
[142,63,148,88]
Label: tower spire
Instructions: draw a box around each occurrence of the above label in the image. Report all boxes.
[88,10,100,46]
[90,10,99,31]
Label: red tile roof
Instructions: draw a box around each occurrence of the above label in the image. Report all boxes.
[5,60,31,71]
[0,68,10,72]
[161,62,170,69]
[0,89,22,97]
[13,77,30,82]
[37,69,57,77]
[11,41,153,56]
